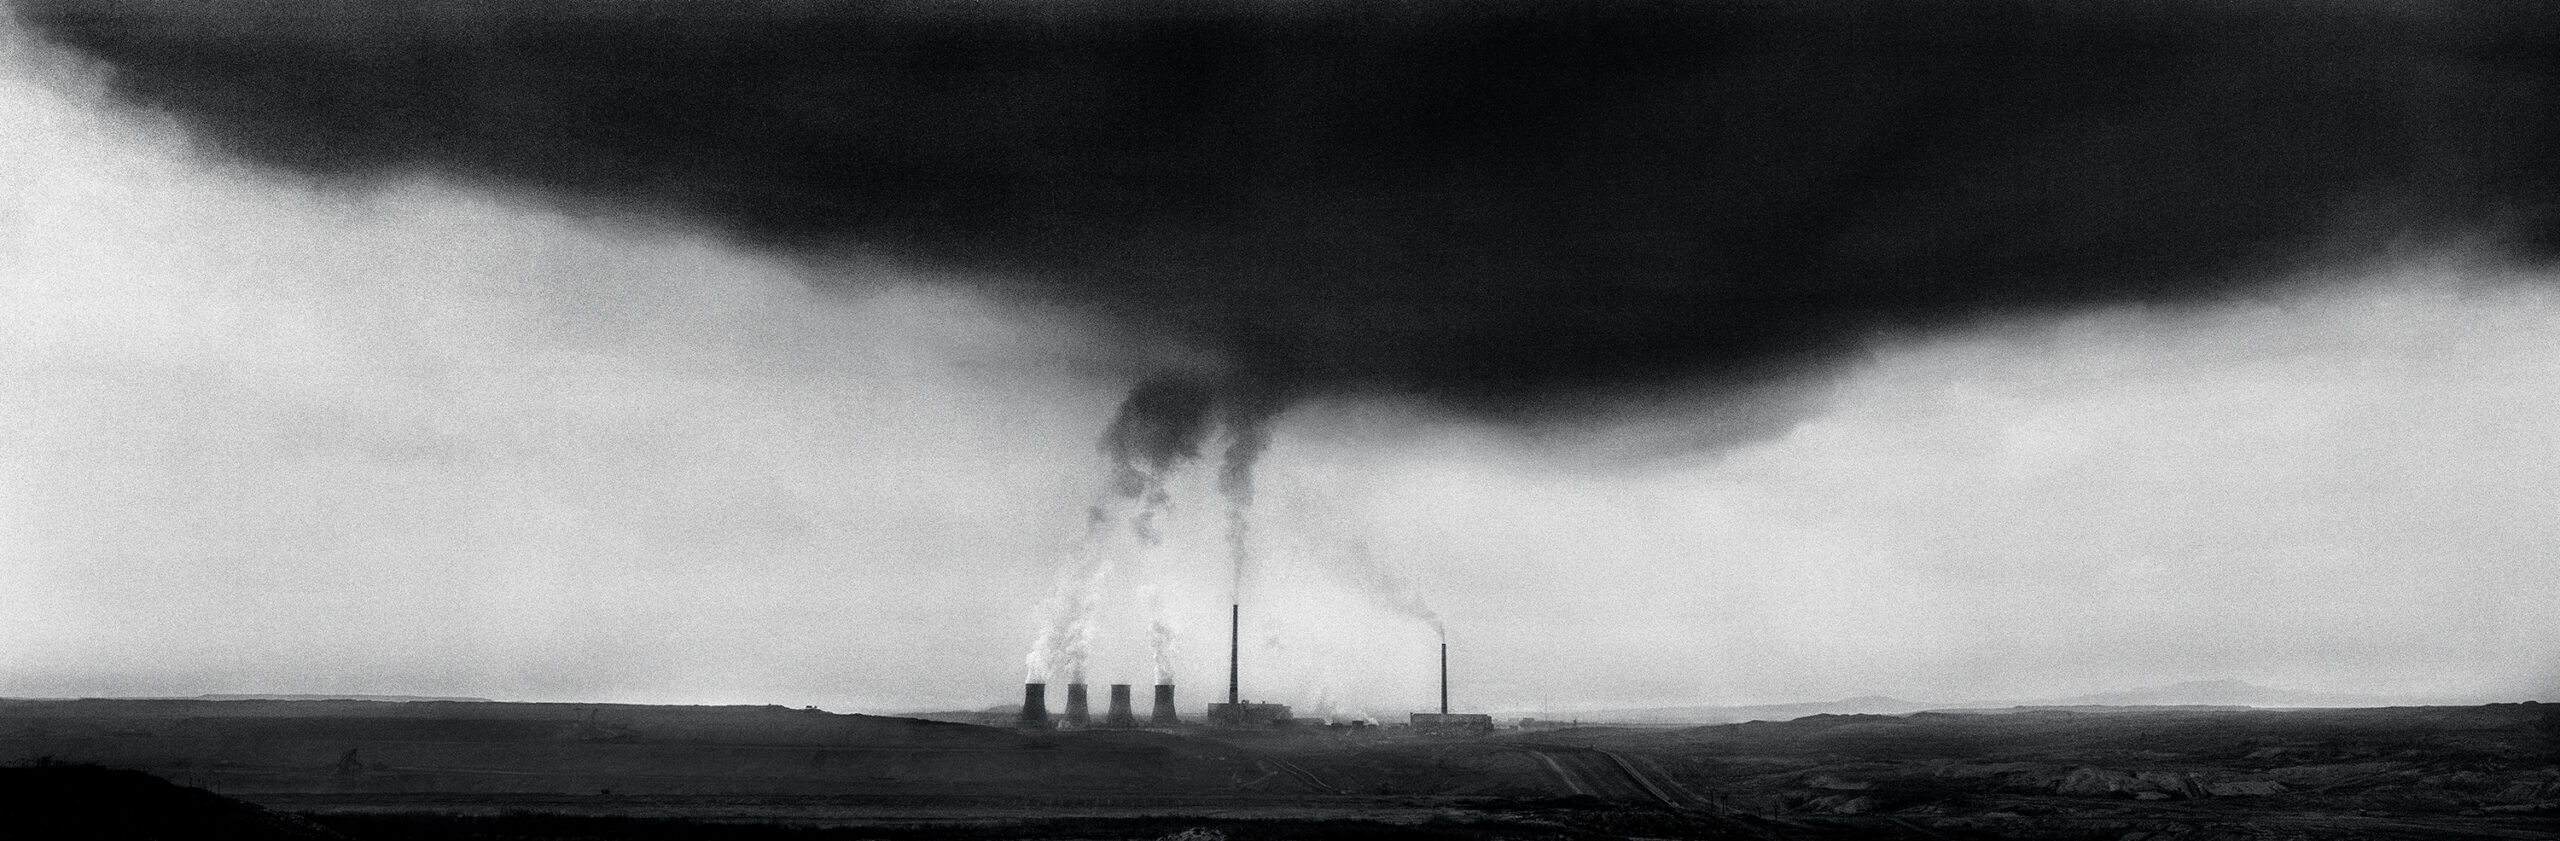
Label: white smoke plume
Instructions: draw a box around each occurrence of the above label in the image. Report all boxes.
[1131,489,1183,683]
[1022,512,1118,683]
[1024,496,1170,684]
[1025,379,1211,683]
[1026,374,1257,687]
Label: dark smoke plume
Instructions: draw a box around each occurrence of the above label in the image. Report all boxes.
[1214,383,1288,592]
[1097,376,1215,543]
[20,0,2560,421]
[1101,377,1214,498]
[1093,373,1283,591]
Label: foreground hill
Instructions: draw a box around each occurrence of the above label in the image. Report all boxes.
[0,698,1259,798]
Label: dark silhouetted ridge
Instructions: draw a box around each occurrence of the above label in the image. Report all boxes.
[0,762,350,840]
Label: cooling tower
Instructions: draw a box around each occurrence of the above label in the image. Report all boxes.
[1064,682,1091,728]
[1017,683,1050,729]
[1151,683,1180,725]
[1105,684,1137,728]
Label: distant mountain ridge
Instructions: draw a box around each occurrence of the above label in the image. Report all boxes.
[1562,680,2464,725]
[1567,695,1938,725]
[182,694,494,702]
[2033,679,2411,709]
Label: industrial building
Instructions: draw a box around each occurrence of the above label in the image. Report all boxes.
[1408,712,1494,733]
[1209,603,1292,727]
[1205,701,1294,728]
[1408,641,1489,733]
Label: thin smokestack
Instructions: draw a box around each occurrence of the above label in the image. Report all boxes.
[1018,683,1050,730]
[1064,683,1091,728]
[1152,683,1180,725]
[1440,642,1448,715]
[1228,603,1240,705]
[1105,684,1137,728]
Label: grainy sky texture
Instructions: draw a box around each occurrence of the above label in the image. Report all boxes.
[3,1,2557,714]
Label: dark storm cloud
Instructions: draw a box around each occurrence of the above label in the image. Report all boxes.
[22,0,2560,413]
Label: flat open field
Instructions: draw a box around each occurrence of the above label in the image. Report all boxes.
[4,698,2555,839]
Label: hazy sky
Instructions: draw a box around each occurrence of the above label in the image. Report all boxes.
[4,3,2557,716]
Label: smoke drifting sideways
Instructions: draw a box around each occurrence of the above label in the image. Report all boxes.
[19,0,2560,441]
[1331,541,1443,643]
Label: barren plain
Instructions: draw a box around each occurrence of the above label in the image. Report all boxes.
[4,698,2556,839]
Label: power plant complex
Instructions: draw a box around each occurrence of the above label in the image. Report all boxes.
[1014,602,1483,733]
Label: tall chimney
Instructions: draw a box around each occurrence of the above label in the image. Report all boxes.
[1228,603,1240,705]
[1064,683,1091,728]
[1440,642,1449,715]
[1017,683,1050,729]
[1105,684,1137,728]
[1151,684,1180,725]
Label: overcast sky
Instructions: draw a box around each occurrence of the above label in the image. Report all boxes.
[3,3,2557,716]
